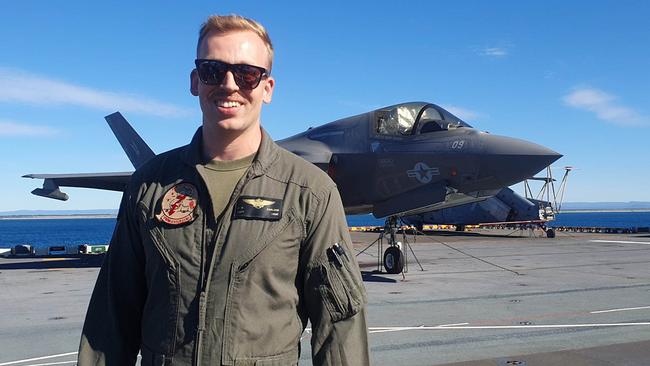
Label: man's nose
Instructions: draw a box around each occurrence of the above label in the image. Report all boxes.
[220,70,239,91]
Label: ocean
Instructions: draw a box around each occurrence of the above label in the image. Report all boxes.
[1,211,649,250]
[347,211,650,229]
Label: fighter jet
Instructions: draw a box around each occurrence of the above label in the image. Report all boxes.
[280,102,561,218]
[25,102,561,273]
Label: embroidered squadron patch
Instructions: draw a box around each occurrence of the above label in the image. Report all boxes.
[233,196,283,220]
[156,183,199,225]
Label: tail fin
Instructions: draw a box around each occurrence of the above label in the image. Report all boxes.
[105,112,156,169]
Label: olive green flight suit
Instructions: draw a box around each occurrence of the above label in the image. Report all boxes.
[78,127,370,366]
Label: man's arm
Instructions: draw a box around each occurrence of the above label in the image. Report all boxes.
[78,188,147,366]
[302,185,370,366]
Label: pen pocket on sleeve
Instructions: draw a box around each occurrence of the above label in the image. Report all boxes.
[318,253,366,322]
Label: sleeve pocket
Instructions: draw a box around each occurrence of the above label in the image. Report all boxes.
[317,256,367,322]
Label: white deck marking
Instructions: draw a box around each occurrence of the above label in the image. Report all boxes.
[368,323,471,334]
[296,323,650,336]
[7,322,650,364]
[591,306,650,314]
[366,322,650,331]
[307,322,650,335]
[23,361,76,366]
[0,353,77,366]
[369,326,419,334]
[438,322,470,327]
[590,240,650,245]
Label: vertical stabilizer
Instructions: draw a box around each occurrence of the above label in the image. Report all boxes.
[105,112,156,169]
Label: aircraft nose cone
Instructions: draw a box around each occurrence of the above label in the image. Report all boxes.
[478,133,562,187]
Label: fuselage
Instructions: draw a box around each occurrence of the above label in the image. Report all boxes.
[279,102,561,218]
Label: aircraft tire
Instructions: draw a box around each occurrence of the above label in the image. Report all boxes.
[383,246,404,274]
[456,225,466,232]
[546,228,556,238]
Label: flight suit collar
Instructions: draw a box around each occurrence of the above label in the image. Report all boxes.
[181,126,280,177]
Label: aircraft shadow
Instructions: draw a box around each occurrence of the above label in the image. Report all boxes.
[418,231,526,239]
[0,255,105,270]
[361,271,398,283]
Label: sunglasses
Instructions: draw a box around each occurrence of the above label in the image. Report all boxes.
[194,59,269,90]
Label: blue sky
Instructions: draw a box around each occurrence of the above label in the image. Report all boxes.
[1,1,649,211]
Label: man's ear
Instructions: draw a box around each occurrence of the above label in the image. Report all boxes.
[190,69,199,96]
[262,76,275,104]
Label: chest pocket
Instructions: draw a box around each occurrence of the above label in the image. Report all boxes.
[226,207,301,268]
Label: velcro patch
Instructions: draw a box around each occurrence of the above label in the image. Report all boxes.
[156,182,199,225]
[233,196,283,220]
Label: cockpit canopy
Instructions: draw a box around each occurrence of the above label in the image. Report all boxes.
[375,102,471,136]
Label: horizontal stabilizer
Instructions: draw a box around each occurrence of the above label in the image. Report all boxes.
[31,187,69,201]
[30,178,69,201]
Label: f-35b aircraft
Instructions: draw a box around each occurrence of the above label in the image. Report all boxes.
[24,102,561,272]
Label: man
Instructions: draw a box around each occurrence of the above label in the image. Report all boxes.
[78,14,370,366]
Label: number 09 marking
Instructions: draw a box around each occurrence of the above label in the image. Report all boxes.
[451,140,465,149]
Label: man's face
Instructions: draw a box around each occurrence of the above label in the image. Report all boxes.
[191,30,274,136]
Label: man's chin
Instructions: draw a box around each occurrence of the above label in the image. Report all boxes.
[204,119,255,134]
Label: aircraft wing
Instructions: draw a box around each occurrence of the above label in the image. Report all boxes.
[22,172,133,201]
[24,111,148,201]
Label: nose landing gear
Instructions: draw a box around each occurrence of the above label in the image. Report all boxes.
[383,245,404,274]
[357,216,423,275]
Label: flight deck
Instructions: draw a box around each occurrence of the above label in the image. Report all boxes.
[1,229,649,365]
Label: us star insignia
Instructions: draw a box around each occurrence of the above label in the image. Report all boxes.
[243,198,275,209]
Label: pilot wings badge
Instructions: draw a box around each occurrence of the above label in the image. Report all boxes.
[234,196,283,220]
[243,198,275,209]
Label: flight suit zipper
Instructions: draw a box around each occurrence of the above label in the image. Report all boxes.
[194,165,259,366]
[194,291,207,365]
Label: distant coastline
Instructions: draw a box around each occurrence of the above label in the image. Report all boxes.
[559,209,650,213]
[0,214,117,220]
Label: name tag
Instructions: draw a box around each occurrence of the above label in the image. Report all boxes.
[233,196,283,220]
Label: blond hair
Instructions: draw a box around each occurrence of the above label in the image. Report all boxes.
[197,15,274,71]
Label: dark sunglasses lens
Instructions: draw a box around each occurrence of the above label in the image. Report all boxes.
[232,65,263,89]
[197,61,226,85]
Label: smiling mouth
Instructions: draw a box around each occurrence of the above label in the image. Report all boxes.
[215,100,241,108]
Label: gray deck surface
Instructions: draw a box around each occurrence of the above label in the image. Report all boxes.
[1,229,649,365]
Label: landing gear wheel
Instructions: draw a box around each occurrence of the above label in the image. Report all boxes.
[383,246,404,274]
[546,228,556,238]
[456,225,466,232]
